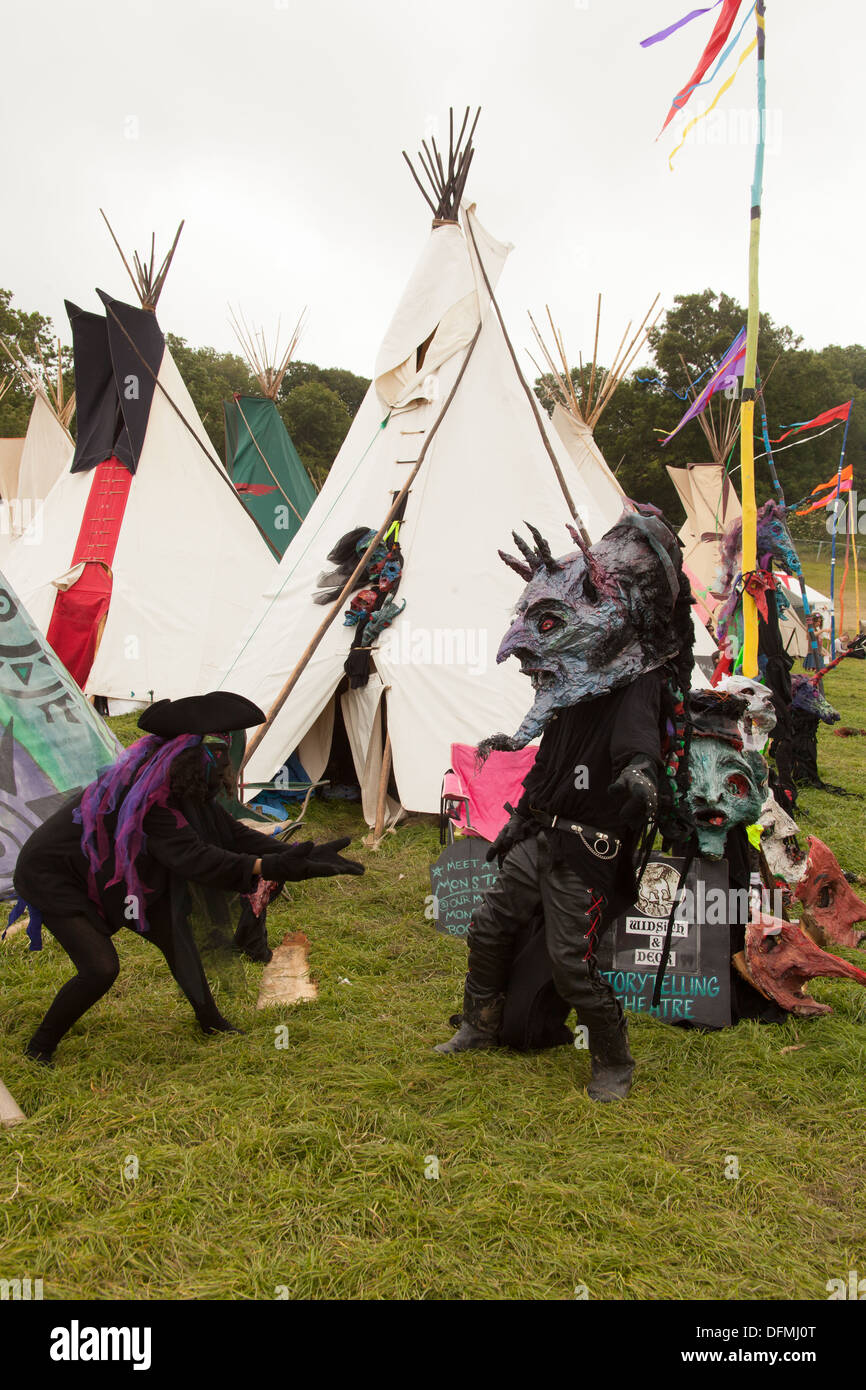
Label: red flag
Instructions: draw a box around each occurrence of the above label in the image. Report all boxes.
[771,400,852,443]
[796,465,854,516]
[660,0,745,132]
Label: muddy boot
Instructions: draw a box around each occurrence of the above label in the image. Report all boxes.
[586,1012,635,1102]
[434,988,504,1054]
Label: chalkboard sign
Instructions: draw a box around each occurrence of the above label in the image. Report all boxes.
[429,839,499,938]
[596,854,731,1029]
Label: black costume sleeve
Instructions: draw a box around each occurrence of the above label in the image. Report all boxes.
[143,806,258,893]
[609,670,663,777]
[211,803,303,858]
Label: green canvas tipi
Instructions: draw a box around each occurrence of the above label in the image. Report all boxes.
[0,570,119,902]
[224,310,316,556]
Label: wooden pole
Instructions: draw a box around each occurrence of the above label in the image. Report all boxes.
[372,731,393,841]
[0,1077,26,1128]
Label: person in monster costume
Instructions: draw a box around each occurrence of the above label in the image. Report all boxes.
[14,693,364,1065]
[434,507,694,1102]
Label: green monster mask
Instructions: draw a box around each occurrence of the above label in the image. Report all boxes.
[686,691,768,859]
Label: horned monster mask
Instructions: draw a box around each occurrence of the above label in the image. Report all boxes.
[479,510,686,755]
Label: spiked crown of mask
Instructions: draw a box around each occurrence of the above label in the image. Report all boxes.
[479,507,688,755]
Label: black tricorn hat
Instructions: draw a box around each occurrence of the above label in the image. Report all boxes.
[138,691,266,738]
[688,690,747,748]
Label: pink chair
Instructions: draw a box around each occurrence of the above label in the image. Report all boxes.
[439,742,538,845]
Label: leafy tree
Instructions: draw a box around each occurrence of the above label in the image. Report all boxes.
[0,289,72,437]
[281,360,369,417]
[164,334,256,461]
[280,381,352,486]
[534,288,864,538]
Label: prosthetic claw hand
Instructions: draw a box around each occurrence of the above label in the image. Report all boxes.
[608,757,658,830]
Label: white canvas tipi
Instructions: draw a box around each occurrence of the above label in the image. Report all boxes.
[0,348,75,552]
[214,117,701,822]
[1,225,278,703]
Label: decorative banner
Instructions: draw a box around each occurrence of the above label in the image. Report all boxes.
[770,400,853,444]
[429,839,499,938]
[655,0,747,132]
[640,1,724,49]
[661,327,746,444]
[795,464,853,517]
[596,854,732,1028]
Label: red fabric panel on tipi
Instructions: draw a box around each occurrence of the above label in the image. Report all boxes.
[46,457,133,688]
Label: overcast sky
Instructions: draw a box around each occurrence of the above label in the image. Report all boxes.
[4,0,863,380]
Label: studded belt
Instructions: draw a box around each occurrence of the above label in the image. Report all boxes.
[529,807,621,860]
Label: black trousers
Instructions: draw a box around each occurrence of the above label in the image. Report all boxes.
[29,912,227,1053]
[467,834,623,1033]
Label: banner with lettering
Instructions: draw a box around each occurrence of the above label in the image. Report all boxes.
[597,854,732,1028]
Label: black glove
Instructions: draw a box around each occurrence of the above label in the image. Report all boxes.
[265,843,314,882]
[608,757,658,831]
[485,809,527,867]
[304,837,365,878]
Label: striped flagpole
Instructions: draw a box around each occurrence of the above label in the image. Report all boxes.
[739,0,766,678]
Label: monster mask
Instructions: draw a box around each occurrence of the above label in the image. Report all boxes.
[791,675,840,725]
[686,691,768,858]
[795,836,866,949]
[743,914,866,1016]
[719,674,776,750]
[480,510,685,753]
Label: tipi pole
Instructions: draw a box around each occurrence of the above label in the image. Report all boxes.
[463,215,589,544]
[102,300,282,561]
[739,0,767,680]
[0,1077,26,1128]
[241,320,485,772]
[372,732,393,841]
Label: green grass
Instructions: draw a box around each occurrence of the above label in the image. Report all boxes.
[2,682,866,1302]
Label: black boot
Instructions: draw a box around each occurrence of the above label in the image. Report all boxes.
[586,1011,635,1102]
[434,988,504,1054]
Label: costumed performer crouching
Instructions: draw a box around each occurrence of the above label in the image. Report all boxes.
[14,692,364,1064]
[436,510,694,1102]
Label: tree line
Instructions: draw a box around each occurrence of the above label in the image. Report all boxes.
[2,285,862,535]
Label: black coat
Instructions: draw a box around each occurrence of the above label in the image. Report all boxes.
[13,791,295,937]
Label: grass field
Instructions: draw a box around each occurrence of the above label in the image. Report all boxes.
[2,670,866,1301]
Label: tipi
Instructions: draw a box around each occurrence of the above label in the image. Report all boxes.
[212,112,692,825]
[224,308,317,556]
[0,568,118,899]
[0,345,75,549]
[1,220,278,703]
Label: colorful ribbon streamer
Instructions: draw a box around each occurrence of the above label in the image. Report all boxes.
[661,327,746,444]
[770,400,853,443]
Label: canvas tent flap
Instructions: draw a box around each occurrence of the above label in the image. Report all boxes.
[373,212,510,411]
[341,676,400,827]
